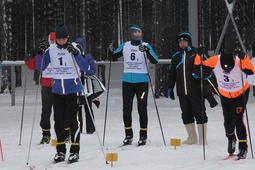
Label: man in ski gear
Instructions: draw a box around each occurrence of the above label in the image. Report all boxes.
[26,33,71,145]
[36,25,89,163]
[109,26,158,146]
[75,37,96,134]
[194,51,255,159]
[168,32,212,145]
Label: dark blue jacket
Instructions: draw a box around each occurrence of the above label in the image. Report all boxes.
[75,38,96,76]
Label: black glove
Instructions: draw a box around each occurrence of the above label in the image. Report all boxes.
[139,45,149,52]
[24,53,32,62]
[197,47,206,56]
[38,39,47,55]
[67,43,79,56]
[236,50,246,59]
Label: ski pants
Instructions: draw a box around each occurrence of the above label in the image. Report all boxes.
[40,86,53,136]
[53,93,80,153]
[220,88,249,149]
[78,96,95,133]
[122,82,148,132]
[179,94,208,124]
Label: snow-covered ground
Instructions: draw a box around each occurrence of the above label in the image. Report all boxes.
[1,64,255,170]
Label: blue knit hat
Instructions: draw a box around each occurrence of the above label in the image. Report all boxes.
[177,32,192,45]
[55,25,69,39]
[130,26,142,33]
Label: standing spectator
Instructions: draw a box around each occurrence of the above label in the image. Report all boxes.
[167,32,210,145]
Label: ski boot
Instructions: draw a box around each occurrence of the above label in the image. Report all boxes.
[228,139,236,155]
[54,152,66,163]
[123,136,133,145]
[40,136,50,145]
[68,153,79,163]
[237,149,247,159]
[138,136,147,146]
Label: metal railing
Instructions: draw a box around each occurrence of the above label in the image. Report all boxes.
[0,59,171,106]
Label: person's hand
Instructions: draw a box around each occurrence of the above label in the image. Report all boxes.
[38,39,47,55]
[67,43,79,56]
[167,88,175,100]
[108,42,114,52]
[139,45,149,52]
[197,46,206,56]
[237,50,246,59]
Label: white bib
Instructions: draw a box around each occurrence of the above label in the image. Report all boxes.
[214,55,245,92]
[123,41,148,74]
[48,43,79,79]
[42,63,53,78]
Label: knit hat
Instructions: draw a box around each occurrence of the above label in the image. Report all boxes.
[130,26,142,41]
[49,32,56,40]
[55,25,69,39]
[220,52,235,72]
[177,32,192,45]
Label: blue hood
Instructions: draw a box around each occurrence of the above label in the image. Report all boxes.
[75,38,86,53]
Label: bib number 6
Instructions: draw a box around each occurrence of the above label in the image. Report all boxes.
[130,53,135,60]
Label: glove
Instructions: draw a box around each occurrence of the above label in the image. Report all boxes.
[197,47,206,56]
[108,42,114,52]
[192,73,199,79]
[24,53,32,62]
[67,43,79,56]
[38,39,47,55]
[167,88,175,100]
[237,50,246,59]
[139,45,149,52]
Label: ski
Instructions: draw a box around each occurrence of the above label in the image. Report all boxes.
[223,154,237,160]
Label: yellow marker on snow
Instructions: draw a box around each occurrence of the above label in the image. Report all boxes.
[51,139,56,147]
[106,153,118,167]
[170,139,181,149]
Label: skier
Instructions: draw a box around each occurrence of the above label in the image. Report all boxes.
[36,25,89,163]
[109,26,158,146]
[25,32,70,144]
[75,37,96,134]
[167,32,213,145]
[194,51,255,159]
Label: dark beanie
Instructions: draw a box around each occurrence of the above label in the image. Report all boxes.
[220,52,235,72]
[177,32,192,45]
[55,25,69,39]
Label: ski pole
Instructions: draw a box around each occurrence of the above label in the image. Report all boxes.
[71,53,108,164]
[26,52,44,165]
[103,48,112,146]
[0,139,4,161]
[142,51,166,146]
[200,53,206,160]
[19,67,28,145]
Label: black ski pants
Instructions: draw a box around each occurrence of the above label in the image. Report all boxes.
[220,89,249,149]
[179,94,208,124]
[40,86,53,137]
[53,93,80,153]
[122,82,148,132]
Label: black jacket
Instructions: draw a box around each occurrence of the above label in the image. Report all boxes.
[168,46,201,96]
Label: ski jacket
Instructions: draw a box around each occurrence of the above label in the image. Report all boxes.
[194,54,255,98]
[36,43,89,95]
[26,56,53,87]
[74,38,96,76]
[168,46,212,96]
[113,40,158,83]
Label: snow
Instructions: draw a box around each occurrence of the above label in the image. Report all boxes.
[1,65,255,170]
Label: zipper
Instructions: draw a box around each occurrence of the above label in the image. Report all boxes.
[183,51,187,95]
[61,79,65,94]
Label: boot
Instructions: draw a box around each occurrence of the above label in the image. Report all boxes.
[68,153,79,163]
[197,123,207,145]
[228,139,236,155]
[54,152,66,163]
[39,136,51,145]
[182,123,198,145]
[237,149,247,159]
